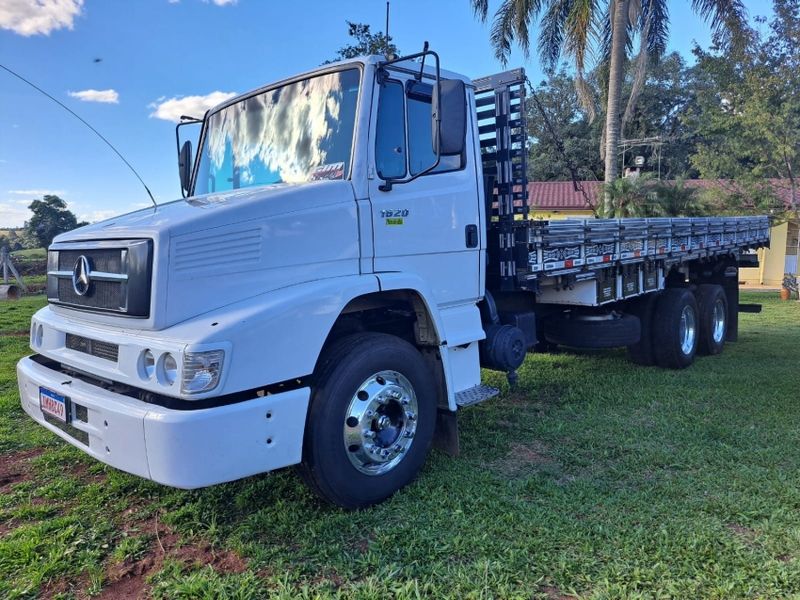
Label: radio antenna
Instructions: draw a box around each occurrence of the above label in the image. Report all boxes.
[0,62,158,209]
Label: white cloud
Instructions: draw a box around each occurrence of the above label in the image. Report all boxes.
[78,209,117,223]
[8,189,65,196]
[0,0,83,36]
[0,201,31,227]
[207,0,237,5]
[149,91,237,123]
[68,89,119,104]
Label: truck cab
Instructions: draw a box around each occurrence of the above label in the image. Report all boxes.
[16,49,770,509]
[17,52,495,508]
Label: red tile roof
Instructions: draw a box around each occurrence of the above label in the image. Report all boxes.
[527,181,601,210]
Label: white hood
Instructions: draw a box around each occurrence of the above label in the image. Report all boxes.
[52,180,362,330]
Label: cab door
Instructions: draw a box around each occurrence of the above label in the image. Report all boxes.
[367,71,482,307]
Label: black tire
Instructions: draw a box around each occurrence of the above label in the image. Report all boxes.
[652,288,699,369]
[298,333,437,509]
[626,293,660,366]
[543,312,640,349]
[696,284,728,356]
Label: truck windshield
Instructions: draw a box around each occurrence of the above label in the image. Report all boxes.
[194,68,360,194]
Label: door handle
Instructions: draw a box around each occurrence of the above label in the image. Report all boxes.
[465,224,479,248]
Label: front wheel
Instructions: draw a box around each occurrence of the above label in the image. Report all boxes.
[298,333,437,509]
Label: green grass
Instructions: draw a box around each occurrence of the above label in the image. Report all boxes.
[10,249,46,261]
[1,292,799,598]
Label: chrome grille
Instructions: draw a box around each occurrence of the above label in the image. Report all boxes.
[66,333,119,362]
[47,239,152,317]
[58,248,122,272]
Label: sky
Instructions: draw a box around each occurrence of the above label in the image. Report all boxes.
[0,0,775,228]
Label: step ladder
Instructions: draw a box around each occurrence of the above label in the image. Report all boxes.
[455,384,500,408]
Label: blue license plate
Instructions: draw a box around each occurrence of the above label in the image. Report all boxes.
[39,387,70,423]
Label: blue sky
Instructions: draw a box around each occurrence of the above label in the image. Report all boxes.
[0,0,774,228]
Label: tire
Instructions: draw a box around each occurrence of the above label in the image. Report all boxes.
[298,332,437,509]
[626,292,660,366]
[696,284,727,356]
[543,312,640,349]
[652,288,699,369]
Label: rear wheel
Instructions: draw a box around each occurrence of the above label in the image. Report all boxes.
[696,284,727,355]
[298,333,436,509]
[653,288,699,369]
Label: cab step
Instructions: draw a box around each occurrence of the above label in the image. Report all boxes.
[455,384,500,407]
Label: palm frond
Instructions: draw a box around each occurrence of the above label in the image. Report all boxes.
[563,0,598,74]
[538,0,572,71]
[575,71,598,122]
[642,0,668,58]
[471,0,490,21]
[690,0,749,48]
[622,0,654,129]
[489,0,546,64]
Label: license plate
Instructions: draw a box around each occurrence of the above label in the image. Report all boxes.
[39,387,70,423]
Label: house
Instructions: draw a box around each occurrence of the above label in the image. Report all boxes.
[526,180,798,288]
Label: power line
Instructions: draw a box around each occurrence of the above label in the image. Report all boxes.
[0,62,157,209]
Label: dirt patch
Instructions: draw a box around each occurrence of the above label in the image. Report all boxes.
[727,523,758,546]
[492,440,560,479]
[0,448,44,492]
[40,572,91,600]
[97,515,247,600]
[2,329,29,337]
[507,441,552,465]
[66,460,108,485]
[539,584,576,599]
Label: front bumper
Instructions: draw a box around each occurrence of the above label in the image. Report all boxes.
[17,356,310,488]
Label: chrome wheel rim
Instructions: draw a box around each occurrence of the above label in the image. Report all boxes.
[343,370,417,476]
[679,304,697,355]
[712,299,726,343]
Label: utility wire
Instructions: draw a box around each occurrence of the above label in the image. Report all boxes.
[525,77,599,218]
[0,62,157,208]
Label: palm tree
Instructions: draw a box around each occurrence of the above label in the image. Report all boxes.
[471,0,749,214]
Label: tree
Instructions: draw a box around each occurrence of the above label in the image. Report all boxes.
[325,21,398,64]
[620,52,699,179]
[650,178,706,216]
[24,195,87,249]
[687,0,800,213]
[471,0,748,212]
[526,67,604,182]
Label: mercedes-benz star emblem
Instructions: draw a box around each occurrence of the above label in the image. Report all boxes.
[72,255,92,296]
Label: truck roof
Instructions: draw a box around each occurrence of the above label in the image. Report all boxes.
[205,54,474,118]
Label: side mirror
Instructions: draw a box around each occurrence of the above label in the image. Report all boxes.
[178,140,193,196]
[432,79,467,156]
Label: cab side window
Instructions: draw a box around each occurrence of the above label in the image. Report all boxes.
[375,77,465,179]
[375,80,407,179]
[407,82,463,175]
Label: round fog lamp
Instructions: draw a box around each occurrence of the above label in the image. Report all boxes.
[161,353,178,386]
[141,350,156,380]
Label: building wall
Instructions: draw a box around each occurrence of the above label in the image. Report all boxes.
[530,209,594,220]
[738,222,787,287]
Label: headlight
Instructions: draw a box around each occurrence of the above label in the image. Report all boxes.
[140,349,156,379]
[181,350,224,394]
[161,353,178,386]
[31,322,43,348]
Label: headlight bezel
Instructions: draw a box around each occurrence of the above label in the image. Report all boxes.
[181,349,225,395]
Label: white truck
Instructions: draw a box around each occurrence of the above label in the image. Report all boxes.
[17,49,770,508]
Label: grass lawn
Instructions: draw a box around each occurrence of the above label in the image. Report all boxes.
[10,249,46,261]
[1,292,799,599]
